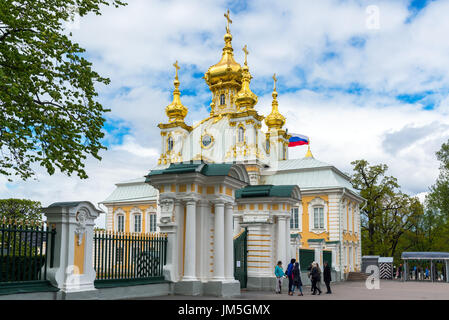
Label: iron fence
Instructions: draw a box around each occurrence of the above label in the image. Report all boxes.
[93,231,167,285]
[0,218,56,284]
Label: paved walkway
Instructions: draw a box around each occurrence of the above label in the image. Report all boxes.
[142,280,449,300]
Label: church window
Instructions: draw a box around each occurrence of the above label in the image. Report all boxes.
[167,136,174,152]
[238,126,245,143]
[313,207,324,229]
[220,94,226,105]
[134,214,142,233]
[290,207,299,229]
[117,214,125,232]
[149,213,157,232]
[266,139,270,153]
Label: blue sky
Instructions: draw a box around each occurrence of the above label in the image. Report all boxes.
[2,0,449,218]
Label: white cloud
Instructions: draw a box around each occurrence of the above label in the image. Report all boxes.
[2,0,449,217]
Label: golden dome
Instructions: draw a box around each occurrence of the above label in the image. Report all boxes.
[165,61,188,122]
[204,11,242,88]
[235,45,258,110]
[265,73,285,129]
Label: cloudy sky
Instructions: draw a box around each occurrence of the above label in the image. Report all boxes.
[2,0,449,225]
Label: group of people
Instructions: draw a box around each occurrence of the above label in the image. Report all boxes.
[275,259,332,296]
[393,264,447,281]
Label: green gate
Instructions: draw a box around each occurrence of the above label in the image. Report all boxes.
[323,250,332,269]
[233,229,247,288]
[299,249,315,271]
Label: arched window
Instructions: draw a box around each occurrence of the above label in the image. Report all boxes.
[266,139,270,153]
[149,213,157,232]
[290,207,299,229]
[167,136,174,152]
[134,214,142,233]
[313,207,324,229]
[238,126,245,143]
[117,214,125,232]
[220,94,226,105]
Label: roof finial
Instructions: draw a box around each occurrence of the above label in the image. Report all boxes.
[305,140,314,158]
[224,9,232,34]
[273,73,277,91]
[165,61,188,122]
[243,44,249,66]
[173,60,180,80]
[265,73,286,129]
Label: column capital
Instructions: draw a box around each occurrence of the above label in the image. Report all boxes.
[183,197,199,205]
[211,200,225,207]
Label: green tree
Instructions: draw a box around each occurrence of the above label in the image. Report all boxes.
[350,160,424,257]
[0,0,126,181]
[427,141,449,218]
[0,198,42,221]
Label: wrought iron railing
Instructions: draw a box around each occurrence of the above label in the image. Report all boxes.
[93,231,167,285]
[0,218,56,284]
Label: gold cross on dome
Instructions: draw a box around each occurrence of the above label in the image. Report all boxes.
[273,73,277,90]
[224,9,232,33]
[243,45,249,65]
[173,60,180,79]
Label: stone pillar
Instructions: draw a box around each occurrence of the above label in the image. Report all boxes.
[158,198,178,282]
[197,201,210,281]
[183,199,197,281]
[285,216,291,262]
[233,215,241,236]
[175,200,184,281]
[213,202,225,280]
[224,203,234,281]
[42,201,101,293]
[277,217,286,265]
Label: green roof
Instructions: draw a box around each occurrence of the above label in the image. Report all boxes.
[235,185,298,199]
[146,162,234,182]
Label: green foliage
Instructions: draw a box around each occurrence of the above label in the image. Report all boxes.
[0,0,126,181]
[0,198,42,221]
[350,160,424,258]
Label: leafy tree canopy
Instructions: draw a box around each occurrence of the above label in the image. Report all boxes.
[0,198,42,221]
[0,0,126,181]
[350,160,424,258]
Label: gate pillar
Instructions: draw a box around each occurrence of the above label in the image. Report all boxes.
[43,201,101,293]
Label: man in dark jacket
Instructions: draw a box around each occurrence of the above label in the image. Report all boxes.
[311,262,322,295]
[323,261,332,294]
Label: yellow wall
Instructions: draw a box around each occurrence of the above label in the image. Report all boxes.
[111,203,157,233]
[300,195,330,248]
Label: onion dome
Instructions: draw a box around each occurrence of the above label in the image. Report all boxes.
[204,11,242,88]
[165,61,188,122]
[265,73,286,129]
[235,45,258,110]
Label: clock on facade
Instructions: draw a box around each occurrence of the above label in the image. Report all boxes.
[202,134,213,148]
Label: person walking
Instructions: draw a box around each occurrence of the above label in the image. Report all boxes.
[286,259,296,295]
[323,261,332,294]
[425,267,429,280]
[274,261,285,294]
[307,263,313,292]
[291,262,303,296]
[311,262,322,295]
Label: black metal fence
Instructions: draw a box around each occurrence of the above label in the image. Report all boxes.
[93,231,167,286]
[0,218,56,284]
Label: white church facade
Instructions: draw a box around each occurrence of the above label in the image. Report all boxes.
[101,11,364,294]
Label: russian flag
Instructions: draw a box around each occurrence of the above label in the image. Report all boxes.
[289,134,309,147]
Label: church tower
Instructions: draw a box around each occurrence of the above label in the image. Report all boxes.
[158,61,192,165]
[265,74,290,164]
